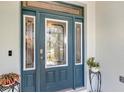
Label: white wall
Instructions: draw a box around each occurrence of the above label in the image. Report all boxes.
[96,1,124,91]
[0,2,20,75]
[85,2,96,91]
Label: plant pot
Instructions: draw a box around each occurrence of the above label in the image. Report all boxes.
[91,67,99,72]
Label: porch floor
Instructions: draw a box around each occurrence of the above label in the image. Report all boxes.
[58,87,87,92]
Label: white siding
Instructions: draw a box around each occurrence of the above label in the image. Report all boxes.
[0,2,20,75]
[96,1,124,91]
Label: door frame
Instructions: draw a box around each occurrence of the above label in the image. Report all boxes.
[21,2,85,92]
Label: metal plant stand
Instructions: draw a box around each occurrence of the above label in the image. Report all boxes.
[0,81,20,92]
[89,69,101,92]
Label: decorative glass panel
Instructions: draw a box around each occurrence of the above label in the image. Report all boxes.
[45,18,68,68]
[75,22,82,65]
[23,15,35,70]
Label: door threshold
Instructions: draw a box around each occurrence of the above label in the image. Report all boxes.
[58,87,87,92]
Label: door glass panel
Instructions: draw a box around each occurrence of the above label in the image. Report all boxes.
[23,15,35,70]
[45,18,68,68]
[75,22,82,65]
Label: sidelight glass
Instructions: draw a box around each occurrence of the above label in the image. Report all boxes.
[23,15,35,70]
[45,18,68,68]
[75,22,82,65]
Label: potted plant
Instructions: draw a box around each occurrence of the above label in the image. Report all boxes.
[87,57,100,72]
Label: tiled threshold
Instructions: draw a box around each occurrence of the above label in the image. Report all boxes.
[58,87,87,92]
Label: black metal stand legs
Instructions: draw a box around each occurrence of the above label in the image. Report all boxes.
[0,81,20,92]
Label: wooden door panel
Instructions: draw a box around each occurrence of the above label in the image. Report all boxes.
[46,70,56,83]
[59,69,68,81]
[22,71,36,92]
[45,67,72,91]
[74,66,84,87]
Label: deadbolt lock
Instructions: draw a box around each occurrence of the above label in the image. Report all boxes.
[40,49,43,54]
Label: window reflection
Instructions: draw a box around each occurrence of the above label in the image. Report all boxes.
[46,19,67,67]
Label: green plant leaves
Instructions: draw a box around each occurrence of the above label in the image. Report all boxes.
[87,57,100,68]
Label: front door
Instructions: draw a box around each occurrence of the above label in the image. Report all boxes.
[21,10,84,92]
[38,13,73,91]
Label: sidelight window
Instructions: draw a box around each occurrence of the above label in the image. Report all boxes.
[23,15,36,70]
[75,22,82,65]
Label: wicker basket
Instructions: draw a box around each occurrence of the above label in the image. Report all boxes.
[0,73,19,87]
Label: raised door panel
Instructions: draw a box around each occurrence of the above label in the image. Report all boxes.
[22,71,36,92]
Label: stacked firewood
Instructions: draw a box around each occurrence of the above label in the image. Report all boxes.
[0,73,19,86]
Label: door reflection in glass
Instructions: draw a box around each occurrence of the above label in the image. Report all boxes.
[45,19,68,67]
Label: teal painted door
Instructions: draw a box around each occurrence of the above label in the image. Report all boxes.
[21,10,36,92]
[21,10,84,92]
[37,13,73,91]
